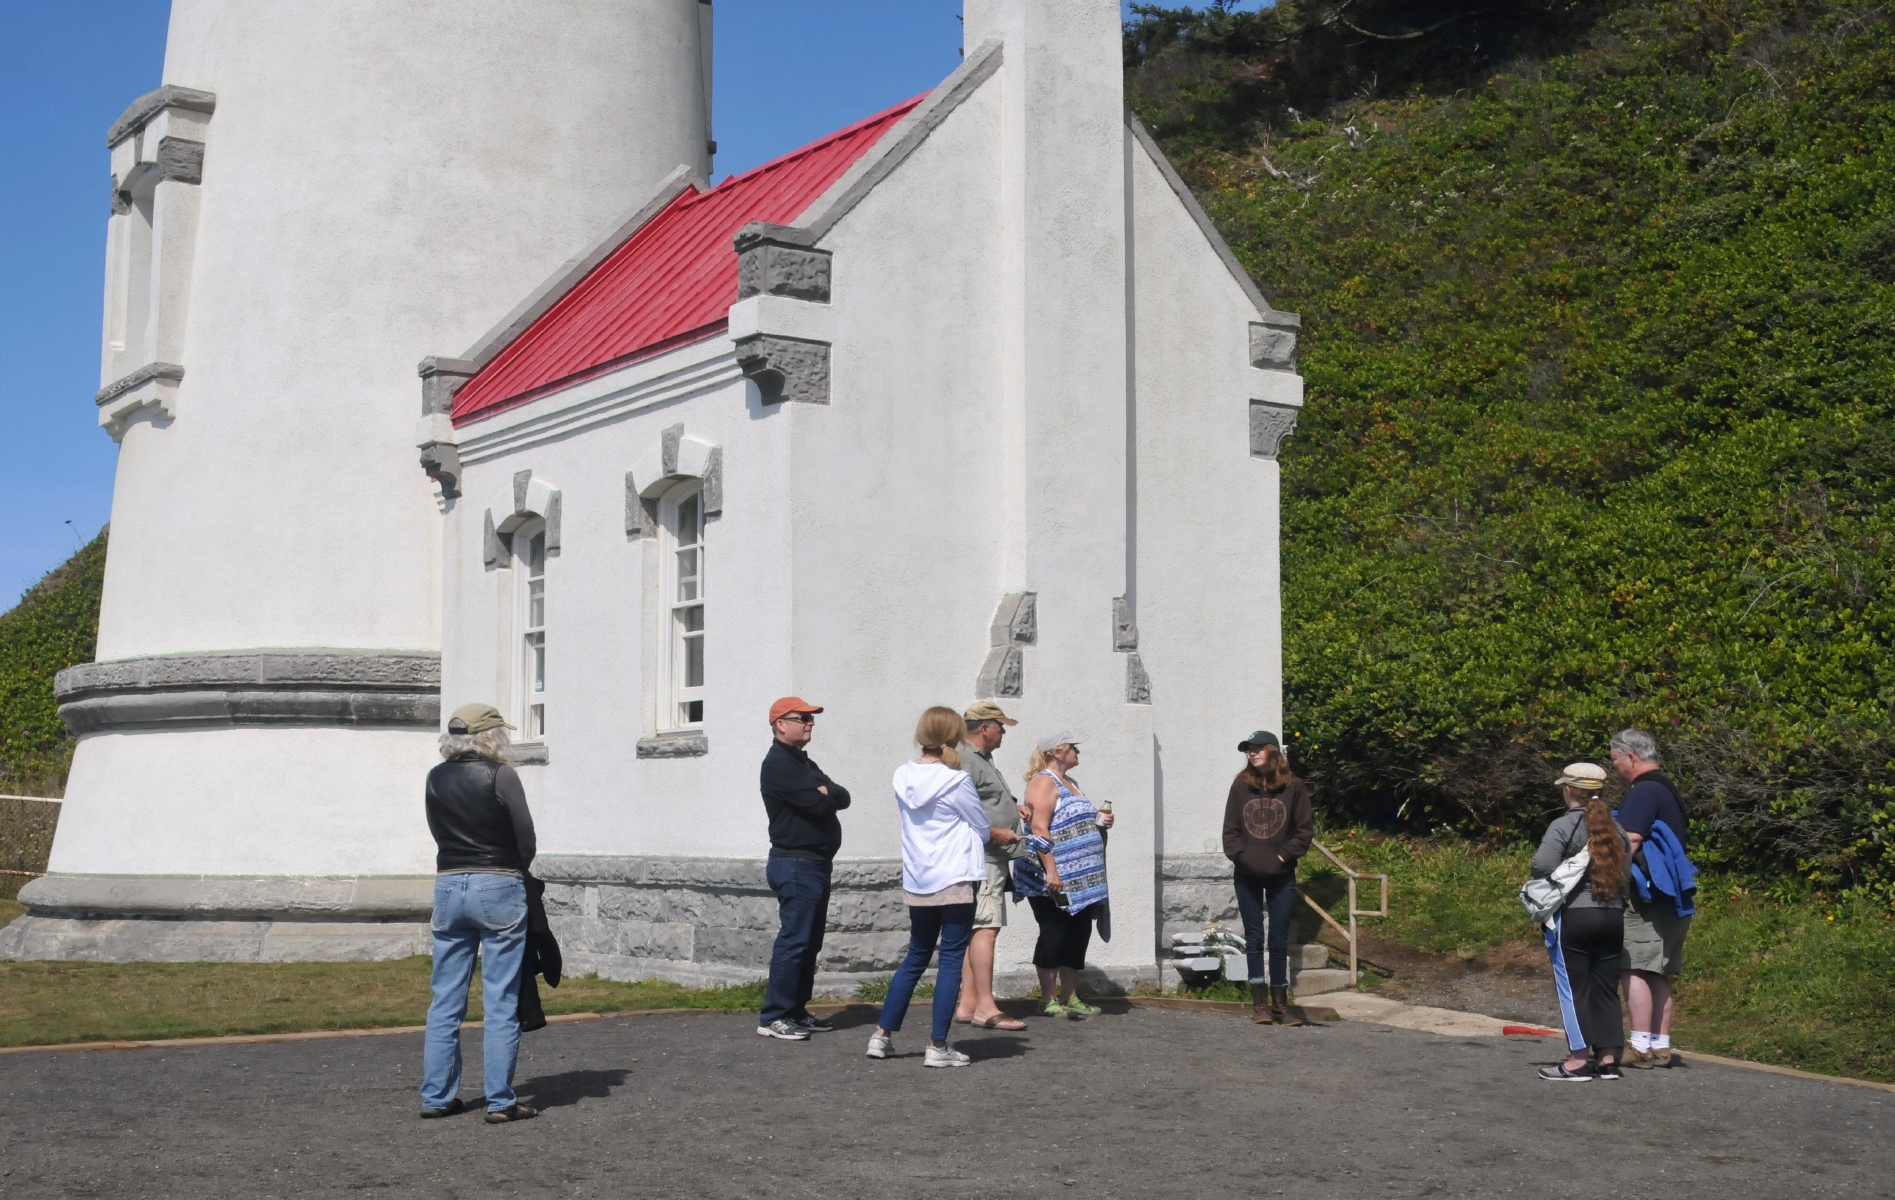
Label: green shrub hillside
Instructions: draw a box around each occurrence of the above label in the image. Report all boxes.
[1128,1,1895,899]
[0,532,106,796]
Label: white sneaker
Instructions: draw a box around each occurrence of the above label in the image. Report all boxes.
[923,1043,971,1068]
[757,1019,810,1041]
[866,1033,893,1059]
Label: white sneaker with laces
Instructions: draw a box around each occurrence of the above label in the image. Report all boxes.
[866,1033,893,1059]
[923,1043,971,1068]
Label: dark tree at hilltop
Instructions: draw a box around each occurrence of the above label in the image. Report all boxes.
[1127,1,1613,151]
[1128,0,1895,901]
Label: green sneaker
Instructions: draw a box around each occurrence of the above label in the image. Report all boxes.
[1040,998,1069,1018]
[1064,998,1100,1018]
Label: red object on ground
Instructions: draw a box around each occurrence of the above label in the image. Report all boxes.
[451,95,925,426]
[1503,1024,1560,1036]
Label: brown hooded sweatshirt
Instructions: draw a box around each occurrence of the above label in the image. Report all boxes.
[1222,775,1314,879]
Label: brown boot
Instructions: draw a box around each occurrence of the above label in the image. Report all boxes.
[1249,982,1274,1023]
[1271,986,1304,1026]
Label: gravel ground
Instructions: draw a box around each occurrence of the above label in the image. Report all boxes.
[3,1002,1889,1199]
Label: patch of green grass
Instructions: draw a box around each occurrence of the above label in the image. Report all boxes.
[0,898,22,928]
[0,957,762,1049]
[1310,830,1895,1081]
[853,975,932,1003]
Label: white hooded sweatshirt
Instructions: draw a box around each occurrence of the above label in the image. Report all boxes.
[891,760,991,895]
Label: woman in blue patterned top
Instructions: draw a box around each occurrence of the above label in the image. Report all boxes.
[1013,731,1113,1018]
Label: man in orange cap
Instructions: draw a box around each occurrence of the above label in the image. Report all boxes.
[756,696,852,1040]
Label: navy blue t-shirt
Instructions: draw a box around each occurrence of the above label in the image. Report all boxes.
[1618,770,1687,850]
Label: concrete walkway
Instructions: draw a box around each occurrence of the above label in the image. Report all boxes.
[4,1000,1890,1199]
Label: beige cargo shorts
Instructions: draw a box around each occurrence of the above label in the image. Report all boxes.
[974,861,1009,930]
[1620,890,1691,976]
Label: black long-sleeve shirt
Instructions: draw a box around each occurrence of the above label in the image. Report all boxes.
[760,739,851,861]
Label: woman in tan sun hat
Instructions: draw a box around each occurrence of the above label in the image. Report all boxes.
[1529,762,1629,1082]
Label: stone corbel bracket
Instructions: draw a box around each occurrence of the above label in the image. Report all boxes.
[415,357,478,498]
[1113,596,1151,704]
[96,362,184,439]
[625,423,722,539]
[1249,401,1300,460]
[1247,311,1303,461]
[483,469,561,569]
[975,593,1037,699]
[730,224,833,406]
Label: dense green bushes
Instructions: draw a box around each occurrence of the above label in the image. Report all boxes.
[1128,2,1895,898]
[0,533,105,796]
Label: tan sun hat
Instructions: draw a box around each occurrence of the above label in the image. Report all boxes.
[1555,762,1608,790]
[963,700,1018,726]
[448,702,513,735]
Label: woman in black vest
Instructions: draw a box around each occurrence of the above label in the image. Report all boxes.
[1529,763,1629,1081]
[420,703,539,1122]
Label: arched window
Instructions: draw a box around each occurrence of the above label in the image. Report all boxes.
[514,520,548,739]
[661,484,705,729]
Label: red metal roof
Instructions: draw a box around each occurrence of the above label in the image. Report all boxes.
[452,96,924,424]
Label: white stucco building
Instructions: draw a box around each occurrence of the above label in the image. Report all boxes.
[7,0,1302,992]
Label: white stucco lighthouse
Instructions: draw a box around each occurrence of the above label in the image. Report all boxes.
[8,0,1304,993]
[5,0,716,958]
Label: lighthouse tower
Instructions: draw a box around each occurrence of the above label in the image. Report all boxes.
[3,0,715,960]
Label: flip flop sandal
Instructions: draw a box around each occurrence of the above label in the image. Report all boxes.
[485,1103,540,1124]
[975,1015,1028,1030]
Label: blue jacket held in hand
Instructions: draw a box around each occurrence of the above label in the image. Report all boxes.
[1625,819,1698,917]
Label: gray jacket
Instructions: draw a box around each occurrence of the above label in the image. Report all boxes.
[959,741,1029,864]
[1530,808,1627,910]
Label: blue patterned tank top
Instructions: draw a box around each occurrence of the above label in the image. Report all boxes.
[1012,771,1109,915]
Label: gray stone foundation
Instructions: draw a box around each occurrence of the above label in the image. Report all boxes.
[0,873,434,962]
[0,855,1332,992]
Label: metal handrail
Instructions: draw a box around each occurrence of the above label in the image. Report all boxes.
[1299,840,1389,991]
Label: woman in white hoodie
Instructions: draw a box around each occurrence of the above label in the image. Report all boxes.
[867,707,1019,1067]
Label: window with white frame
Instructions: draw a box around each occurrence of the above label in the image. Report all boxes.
[514,522,548,739]
[662,485,705,729]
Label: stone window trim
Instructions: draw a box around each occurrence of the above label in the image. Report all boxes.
[53,649,441,735]
[1250,401,1300,460]
[483,470,562,570]
[625,425,722,539]
[511,742,550,767]
[975,592,1036,698]
[107,85,216,149]
[636,733,710,759]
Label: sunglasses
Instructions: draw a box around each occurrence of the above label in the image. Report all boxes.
[777,713,816,725]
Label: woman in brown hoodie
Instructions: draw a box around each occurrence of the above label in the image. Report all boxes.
[1222,731,1314,1024]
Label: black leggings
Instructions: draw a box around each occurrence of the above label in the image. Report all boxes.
[1548,906,1625,1056]
[1028,896,1096,971]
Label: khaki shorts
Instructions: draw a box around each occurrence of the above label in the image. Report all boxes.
[1620,892,1691,976]
[974,868,1009,930]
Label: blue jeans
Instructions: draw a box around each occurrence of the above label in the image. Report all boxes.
[1233,869,1296,987]
[421,872,528,1112]
[877,902,975,1043]
[761,856,832,1025]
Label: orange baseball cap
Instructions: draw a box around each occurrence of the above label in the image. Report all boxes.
[768,696,824,724]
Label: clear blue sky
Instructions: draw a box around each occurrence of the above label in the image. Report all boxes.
[0,2,1249,608]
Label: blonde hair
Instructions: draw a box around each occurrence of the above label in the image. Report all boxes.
[915,706,965,770]
[438,728,512,763]
[1024,744,1072,782]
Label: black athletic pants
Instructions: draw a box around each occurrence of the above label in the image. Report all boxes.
[1547,905,1625,1056]
[1028,895,1095,971]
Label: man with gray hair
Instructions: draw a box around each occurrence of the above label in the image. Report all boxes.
[1610,727,1693,1068]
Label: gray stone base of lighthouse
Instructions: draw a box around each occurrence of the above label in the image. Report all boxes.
[0,855,1258,999]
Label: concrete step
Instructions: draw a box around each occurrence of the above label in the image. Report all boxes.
[1288,967,1356,995]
